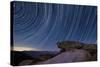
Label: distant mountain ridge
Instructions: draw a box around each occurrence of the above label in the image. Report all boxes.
[22,51,59,58]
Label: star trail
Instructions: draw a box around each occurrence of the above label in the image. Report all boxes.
[12,1,97,51]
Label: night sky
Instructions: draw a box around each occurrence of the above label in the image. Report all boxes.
[12,1,97,51]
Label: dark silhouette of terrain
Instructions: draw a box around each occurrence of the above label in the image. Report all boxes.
[11,41,97,66]
[11,51,59,66]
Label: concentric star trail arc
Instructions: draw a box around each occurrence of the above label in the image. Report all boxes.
[13,1,97,51]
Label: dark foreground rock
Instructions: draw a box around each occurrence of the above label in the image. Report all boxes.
[57,41,97,61]
[38,49,91,64]
[11,41,97,66]
[37,41,97,64]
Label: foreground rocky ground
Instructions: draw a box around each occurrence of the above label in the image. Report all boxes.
[37,41,97,64]
[12,41,97,66]
[38,49,91,64]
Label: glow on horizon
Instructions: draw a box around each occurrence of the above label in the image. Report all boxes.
[13,46,41,51]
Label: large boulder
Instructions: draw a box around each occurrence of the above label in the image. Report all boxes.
[57,41,97,61]
[57,41,83,52]
[57,41,97,52]
[38,49,91,64]
[36,41,97,64]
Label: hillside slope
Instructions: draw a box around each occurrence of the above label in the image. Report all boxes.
[38,49,91,64]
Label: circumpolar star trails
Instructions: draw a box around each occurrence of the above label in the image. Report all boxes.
[13,1,97,51]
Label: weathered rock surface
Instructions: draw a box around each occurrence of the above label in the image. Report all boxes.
[37,41,97,64]
[38,49,91,64]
